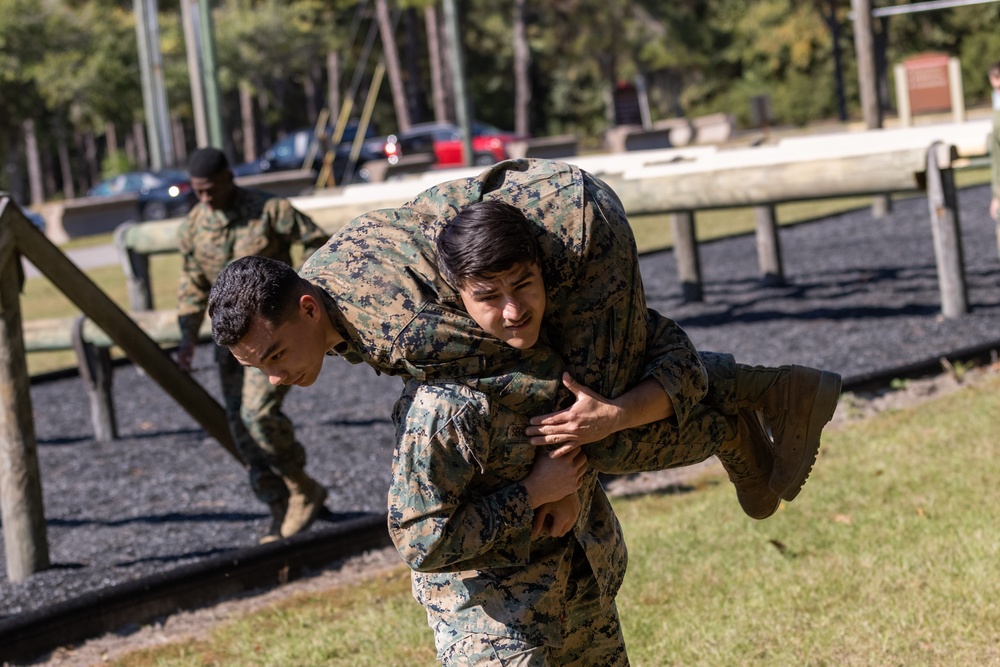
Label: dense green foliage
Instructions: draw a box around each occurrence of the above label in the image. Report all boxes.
[3,0,1000,201]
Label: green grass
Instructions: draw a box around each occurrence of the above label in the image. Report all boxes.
[104,371,1000,666]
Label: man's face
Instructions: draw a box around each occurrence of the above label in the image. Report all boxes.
[190,171,235,211]
[991,73,1000,93]
[229,299,329,387]
[458,261,546,350]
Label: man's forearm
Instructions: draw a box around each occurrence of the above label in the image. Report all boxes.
[610,376,675,430]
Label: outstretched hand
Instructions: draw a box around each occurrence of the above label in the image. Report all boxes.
[525,373,621,457]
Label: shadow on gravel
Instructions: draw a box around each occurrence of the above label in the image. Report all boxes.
[319,417,394,428]
[679,303,942,329]
[117,547,237,567]
[36,436,92,446]
[314,509,385,525]
[120,427,215,441]
[48,511,266,528]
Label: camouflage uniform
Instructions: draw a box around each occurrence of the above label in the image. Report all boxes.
[178,187,327,504]
[301,159,743,656]
[390,346,628,665]
[302,159,739,473]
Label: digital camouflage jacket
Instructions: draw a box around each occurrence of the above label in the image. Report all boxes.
[389,345,625,650]
[301,159,709,430]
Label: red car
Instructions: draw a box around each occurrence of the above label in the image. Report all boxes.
[383,121,519,167]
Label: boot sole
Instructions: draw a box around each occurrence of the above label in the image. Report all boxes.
[771,368,842,501]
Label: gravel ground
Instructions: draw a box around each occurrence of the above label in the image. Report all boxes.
[2,183,999,624]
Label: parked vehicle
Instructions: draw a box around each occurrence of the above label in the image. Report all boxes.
[86,169,196,221]
[231,120,384,185]
[382,121,520,167]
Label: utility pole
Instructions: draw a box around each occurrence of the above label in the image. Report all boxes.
[180,0,208,147]
[442,0,473,167]
[198,0,224,149]
[180,0,224,149]
[134,0,174,169]
[850,0,890,217]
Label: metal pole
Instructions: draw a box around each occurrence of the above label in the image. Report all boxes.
[145,0,174,167]
[133,0,163,170]
[198,0,224,149]
[181,0,209,148]
[442,0,473,167]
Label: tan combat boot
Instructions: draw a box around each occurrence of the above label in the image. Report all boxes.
[280,468,328,538]
[259,498,288,545]
[735,364,842,501]
[716,410,781,520]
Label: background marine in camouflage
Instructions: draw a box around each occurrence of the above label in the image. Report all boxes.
[178,147,330,544]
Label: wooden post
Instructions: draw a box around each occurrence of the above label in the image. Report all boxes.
[850,0,891,218]
[114,222,153,311]
[925,142,968,319]
[754,204,785,287]
[670,211,702,302]
[0,201,50,582]
[72,316,118,442]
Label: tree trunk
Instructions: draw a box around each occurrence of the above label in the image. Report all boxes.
[404,8,426,125]
[5,125,25,204]
[240,81,256,160]
[133,121,149,170]
[171,115,187,164]
[124,133,136,167]
[326,50,342,120]
[42,151,57,199]
[85,131,100,184]
[424,5,448,122]
[55,116,76,199]
[513,0,531,137]
[375,0,411,132]
[304,63,320,122]
[105,121,118,157]
[22,119,44,206]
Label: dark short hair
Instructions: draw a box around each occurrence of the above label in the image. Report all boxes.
[436,200,541,287]
[209,256,306,346]
[991,61,1000,79]
[189,147,229,178]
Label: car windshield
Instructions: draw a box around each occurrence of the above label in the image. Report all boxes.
[156,169,189,183]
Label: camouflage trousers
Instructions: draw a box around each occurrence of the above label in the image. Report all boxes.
[436,548,628,667]
[565,173,739,475]
[215,345,306,505]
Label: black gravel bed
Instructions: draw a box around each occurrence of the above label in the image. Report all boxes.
[2,183,999,624]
